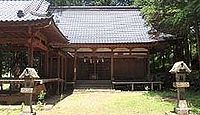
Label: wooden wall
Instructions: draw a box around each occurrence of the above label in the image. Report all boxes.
[113,58,147,81]
[77,58,111,80]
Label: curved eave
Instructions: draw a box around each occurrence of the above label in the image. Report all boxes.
[51,18,69,43]
[40,17,69,48]
[0,17,52,26]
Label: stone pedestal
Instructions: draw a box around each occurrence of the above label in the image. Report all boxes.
[175,100,190,115]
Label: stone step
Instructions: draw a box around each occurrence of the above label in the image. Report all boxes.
[75,80,112,89]
[75,84,111,88]
[76,80,111,84]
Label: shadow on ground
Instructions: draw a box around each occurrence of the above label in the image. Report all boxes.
[45,89,74,106]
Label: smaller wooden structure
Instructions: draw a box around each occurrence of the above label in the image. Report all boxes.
[169,61,191,115]
[0,0,69,104]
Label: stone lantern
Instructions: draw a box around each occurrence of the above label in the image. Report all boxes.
[169,61,191,115]
[19,68,39,115]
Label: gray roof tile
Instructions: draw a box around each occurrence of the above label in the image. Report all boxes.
[0,0,50,22]
[53,7,159,43]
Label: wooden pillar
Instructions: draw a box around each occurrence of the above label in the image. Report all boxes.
[111,49,114,81]
[92,49,97,79]
[64,57,67,81]
[44,52,49,77]
[57,55,60,95]
[64,57,67,91]
[57,55,61,78]
[61,56,64,93]
[147,51,150,81]
[73,50,77,81]
[49,57,52,78]
[28,27,34,67]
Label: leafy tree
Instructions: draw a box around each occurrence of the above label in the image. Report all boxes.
[48,0,134,6]
[135,0,200,69]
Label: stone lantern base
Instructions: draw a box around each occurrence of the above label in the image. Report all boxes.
[166,100,192,115]
[165,112,194,115]
[175,100,190,115]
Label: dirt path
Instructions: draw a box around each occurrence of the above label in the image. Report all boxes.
[38,91,171,115]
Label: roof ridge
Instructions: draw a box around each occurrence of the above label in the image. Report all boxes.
[51,6,140,10]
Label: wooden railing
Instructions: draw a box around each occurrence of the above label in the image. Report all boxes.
[112,81,163,90]
[0,78,63,84]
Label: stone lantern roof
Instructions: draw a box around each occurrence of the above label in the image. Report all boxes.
[169,61,191,74]
[19,68,40,79]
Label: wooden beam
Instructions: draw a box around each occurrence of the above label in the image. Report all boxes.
[35,31,48,44]
[64,43,154,49]
[32,38,48,51]
[0,40,27,45]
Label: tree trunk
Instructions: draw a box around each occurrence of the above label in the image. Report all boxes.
[184,37,191,67]
[194,20,200,70]
[174,39,184,62]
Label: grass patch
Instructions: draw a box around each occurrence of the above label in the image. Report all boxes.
[146,90,200,114]
[186,90,200,113]
[106,92,175,114]
[0,109,21,115]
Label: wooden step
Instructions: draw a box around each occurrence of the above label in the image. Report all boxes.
[75,80,112,89]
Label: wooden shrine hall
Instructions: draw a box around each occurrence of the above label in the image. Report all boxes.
[52,6,170,89]
[0,0,69,104]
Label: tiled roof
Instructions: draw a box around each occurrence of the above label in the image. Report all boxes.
[0,0,50,22]
[53,6,162,44]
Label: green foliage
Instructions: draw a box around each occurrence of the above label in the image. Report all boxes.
[49,0,134,6]
[0,45,28,78]
[135,0,200,76]
[37,90,46,103]
[36,101,45,111]
[147,91,200,114]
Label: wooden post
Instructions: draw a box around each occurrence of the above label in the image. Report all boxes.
[131,83,134,91]
[151,82,154,90]
[28,27,34,67]
[64,57,67,91]
[45,52,49,77]
[73,50,77,82]
[61,56,64,93]
[93,57,97,79]
[49,57,52,78]
[57,55,60,95]
[147,52,150,81]
[111,49,114,81]
[64,57,67,81]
